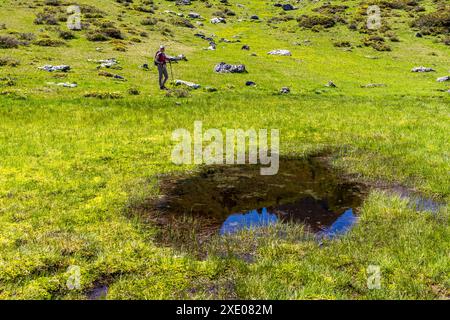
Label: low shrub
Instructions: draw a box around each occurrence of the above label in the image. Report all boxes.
[128,87,140,95]
[0,56,20,67]
[169,17,195,29]
[17,33,36,41]
[333,40,352,47]
[86,26,123,41]
[59,30,76,40]
[0,35,20,49]
[34,12,59,25]
[297,15,336,29]
[141,17,158,26]
[79,4,105,19]
[86,31,109,41]
[0,76,16,87]
[84,91,123,99]
[33,38,66,47]
[165,88,190,98]
[363,35,391,51]
[313,4,348,15]
[267,15,294,23]
[411,8,450,36]
[44,0,62,6]
[102,27,124,39]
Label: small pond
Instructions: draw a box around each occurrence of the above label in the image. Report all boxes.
[154,156,367,240]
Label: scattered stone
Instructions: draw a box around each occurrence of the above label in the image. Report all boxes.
[204,86,218,92]
[268,49,292,56]
[241,45,250,50]
[98,71,126,80]
[172,54,188,62]
[245,81,256,86]
[177,0,191,5]
[411,66,435,72]
[188,12,201,19]
[361,83,386,88]
[436,76,450,82]
[47,82,77,88]
[175,79,200,89]
[141,63,149,70]
[57,82,77,88]
[415,32,423,38]
[281,4,295,11]
[250,15,259,20]
[89,58,119,69]
[194,33,206,39]
[219,38,240,43]
[211,17,226,24]
[326,80,337,88]
[214,62,246,73]
[38,65,70,72]
[280,87,290,94]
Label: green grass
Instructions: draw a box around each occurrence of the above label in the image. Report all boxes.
[0,0,449,299]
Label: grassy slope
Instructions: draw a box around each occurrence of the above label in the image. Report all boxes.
[0,0,449,299]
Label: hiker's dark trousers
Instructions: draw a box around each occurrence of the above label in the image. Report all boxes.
[158,64,168,88]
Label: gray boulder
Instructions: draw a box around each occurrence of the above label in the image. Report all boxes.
[268,49,292,56]
[39,65,70,72]
[211,17,226,24]
[188,12,201,19]
[175,79,200,89]
[282,4,295,11]
[437,76,450,82]
[214,62,246,73]
[326,81,337,88]
[411,66,435,72]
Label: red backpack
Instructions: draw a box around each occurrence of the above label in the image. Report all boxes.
[154,51,162,66]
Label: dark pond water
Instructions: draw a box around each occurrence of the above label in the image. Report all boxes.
[87,285,108,300]
[156,156,367,239]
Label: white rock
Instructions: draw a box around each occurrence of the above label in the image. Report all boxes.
[437,76,450,82]
[268,49,292,56]
[175,79,200,89]
[211,17,226,24]
[411,66,435,72]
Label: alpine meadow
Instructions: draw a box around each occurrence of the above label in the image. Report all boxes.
[0,0,449,300]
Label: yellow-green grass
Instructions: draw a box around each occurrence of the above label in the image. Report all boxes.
[0,0,449,299]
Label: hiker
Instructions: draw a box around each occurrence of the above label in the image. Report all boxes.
[155,45,171,90]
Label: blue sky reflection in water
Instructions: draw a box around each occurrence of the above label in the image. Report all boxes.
[157,157,368,242]
[220,206,358,239]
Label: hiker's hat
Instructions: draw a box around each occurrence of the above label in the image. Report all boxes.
[160,44,165,49]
